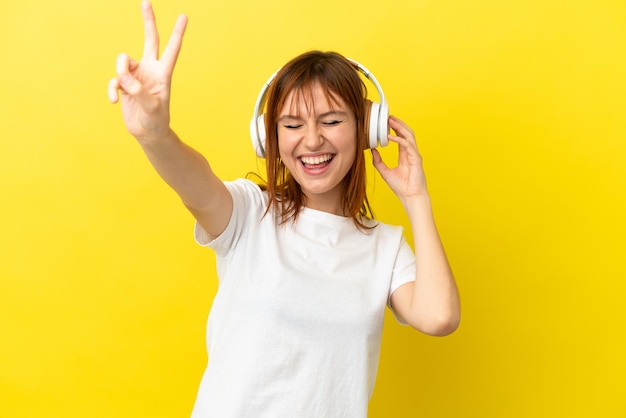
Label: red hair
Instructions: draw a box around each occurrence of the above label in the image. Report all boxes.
[261,51,375,230]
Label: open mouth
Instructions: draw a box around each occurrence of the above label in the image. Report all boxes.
[299,153,335,169]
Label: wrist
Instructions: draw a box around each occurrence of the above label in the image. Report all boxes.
[136,126,176,147]
[400,191,432,210]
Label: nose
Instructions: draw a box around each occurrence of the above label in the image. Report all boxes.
[303,124,324,150]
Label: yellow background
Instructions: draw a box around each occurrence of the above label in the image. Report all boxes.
[1,0,625,416]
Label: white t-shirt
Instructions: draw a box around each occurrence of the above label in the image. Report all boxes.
[191,179,416,418]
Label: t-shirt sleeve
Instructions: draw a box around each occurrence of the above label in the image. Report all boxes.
[194,178,266,257]
[388,235,417,325]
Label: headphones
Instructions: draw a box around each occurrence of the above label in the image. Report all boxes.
[250,58,389,158]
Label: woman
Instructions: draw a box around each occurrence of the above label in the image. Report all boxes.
[108,2,460,417]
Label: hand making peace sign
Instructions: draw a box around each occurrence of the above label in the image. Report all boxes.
[107,1,187,143]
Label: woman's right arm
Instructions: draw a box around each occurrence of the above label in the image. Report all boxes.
[107,1,232,239]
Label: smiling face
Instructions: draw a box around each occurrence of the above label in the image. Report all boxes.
[262,51,373,226]
[277,83,358,215]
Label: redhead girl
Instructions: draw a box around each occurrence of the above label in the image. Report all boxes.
[108,2,460,417]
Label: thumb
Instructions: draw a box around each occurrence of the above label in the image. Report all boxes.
[119,73,143,96]
[115,52,157,110]
[118,73,158,112]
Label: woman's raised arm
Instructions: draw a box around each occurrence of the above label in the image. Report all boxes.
[108,1,232,240]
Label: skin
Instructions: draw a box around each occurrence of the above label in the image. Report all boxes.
[277,86,357,215]
[373,117,460,335]
[108,1,460,336]
[108,1,232,240]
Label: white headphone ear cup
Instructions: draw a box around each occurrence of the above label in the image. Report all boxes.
[252,114,267,158]
[378,101,389,147]
[250,115,262,158]
[368,102,380,149]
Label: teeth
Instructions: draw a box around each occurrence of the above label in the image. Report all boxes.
[301,154,333,165]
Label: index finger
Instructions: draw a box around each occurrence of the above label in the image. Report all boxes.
[141,1,159,60]
[389,115,415,137]
[161,13,188,71]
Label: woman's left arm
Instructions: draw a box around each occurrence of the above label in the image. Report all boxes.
[372,116,460,336]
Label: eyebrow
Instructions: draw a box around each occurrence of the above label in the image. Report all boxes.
[278,110,348,122]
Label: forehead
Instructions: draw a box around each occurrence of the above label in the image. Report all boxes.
[280,82,346,116]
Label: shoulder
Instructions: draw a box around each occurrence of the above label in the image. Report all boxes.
[363,217,405,240]
[224,178,268,207]
[224,177,263,195]
[196,179,269,251]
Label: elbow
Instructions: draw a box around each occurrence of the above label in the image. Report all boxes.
[428,314,460,336]
[409,310,461,337]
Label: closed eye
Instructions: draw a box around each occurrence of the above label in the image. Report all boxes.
[322,120,342,126]
[284,124,303,129]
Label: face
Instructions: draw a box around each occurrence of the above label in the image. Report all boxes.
[277,83,358,215]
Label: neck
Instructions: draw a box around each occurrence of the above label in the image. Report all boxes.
[303,192,346,217]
